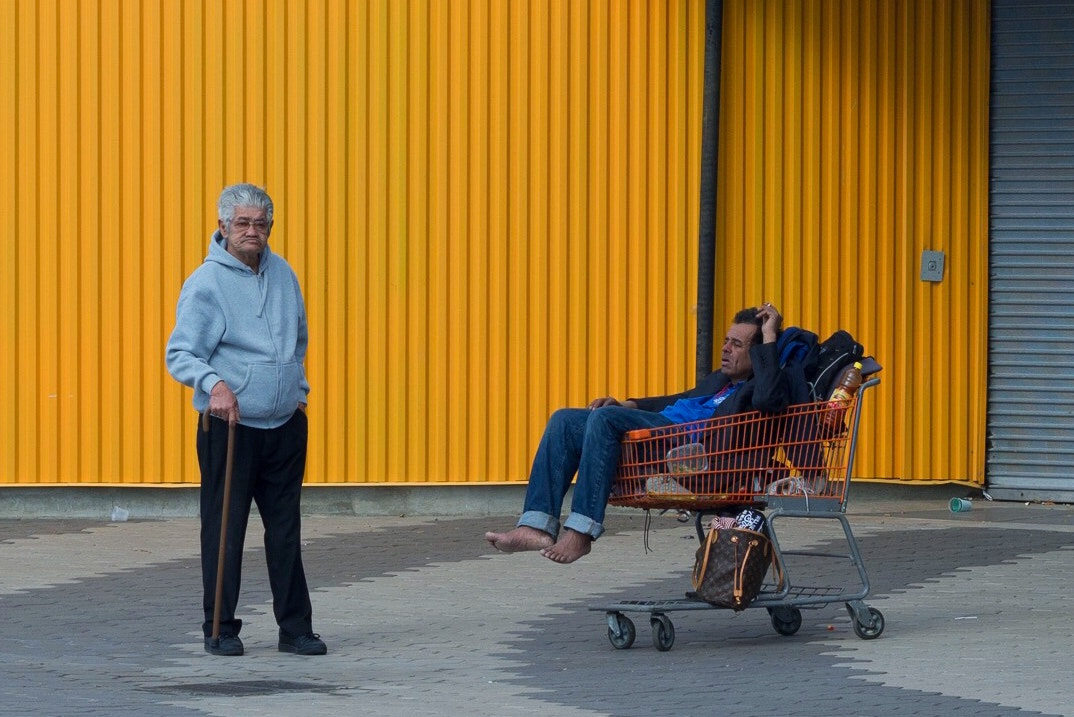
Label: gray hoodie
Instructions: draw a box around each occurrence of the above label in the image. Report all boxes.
[166,230,310,429]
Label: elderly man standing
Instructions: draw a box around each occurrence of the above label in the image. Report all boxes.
[166,183,326,657]
[485,303,803,564]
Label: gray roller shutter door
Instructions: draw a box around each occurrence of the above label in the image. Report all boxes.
[987,0,1074,501]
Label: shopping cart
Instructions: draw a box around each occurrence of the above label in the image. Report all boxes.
[592,377,883,651]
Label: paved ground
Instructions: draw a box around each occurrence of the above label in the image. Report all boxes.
[2,492,1073,717]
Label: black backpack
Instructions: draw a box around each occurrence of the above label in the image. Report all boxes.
[806,330,865,402]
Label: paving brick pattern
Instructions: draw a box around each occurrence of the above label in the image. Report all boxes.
[2,498,1073,716]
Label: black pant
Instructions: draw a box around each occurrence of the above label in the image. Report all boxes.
[196,410,313,638]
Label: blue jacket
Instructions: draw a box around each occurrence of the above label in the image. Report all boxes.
[165,231,310,429]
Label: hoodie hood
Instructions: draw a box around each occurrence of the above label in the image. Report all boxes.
[206,228,276,271]
[206,230,274,316]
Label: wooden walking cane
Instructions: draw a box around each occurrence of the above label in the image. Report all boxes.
[203,411,236,649]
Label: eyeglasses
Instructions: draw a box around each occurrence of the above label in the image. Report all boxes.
[230,218,271,233]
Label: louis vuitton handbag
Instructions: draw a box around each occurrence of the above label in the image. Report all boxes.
[691,525,772,611]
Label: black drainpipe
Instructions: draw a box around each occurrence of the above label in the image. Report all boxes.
[696,0,724,382]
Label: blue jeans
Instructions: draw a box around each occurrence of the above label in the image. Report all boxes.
[518,406,673,540]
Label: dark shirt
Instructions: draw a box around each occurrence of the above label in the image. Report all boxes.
[629,341,802,418]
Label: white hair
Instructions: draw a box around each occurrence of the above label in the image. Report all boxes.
[217,183,274,224]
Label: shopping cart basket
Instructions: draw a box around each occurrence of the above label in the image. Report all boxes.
[592,377,883,651]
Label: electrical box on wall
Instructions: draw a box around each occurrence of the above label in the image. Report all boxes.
[921,250,945,282]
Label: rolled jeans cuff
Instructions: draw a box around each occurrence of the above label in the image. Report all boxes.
[517,510,560,538]
[563,512,604,541]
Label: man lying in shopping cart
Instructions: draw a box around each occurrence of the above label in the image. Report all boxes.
[485,303,810,564]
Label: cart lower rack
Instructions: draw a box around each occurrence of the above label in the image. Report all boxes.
[592,378,883,651]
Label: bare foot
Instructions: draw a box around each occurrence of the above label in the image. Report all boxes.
[484,526,554,553]
[540,529,592,564]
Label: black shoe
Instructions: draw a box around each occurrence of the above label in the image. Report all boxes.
[278,630,327,656]
[203,633,244,656]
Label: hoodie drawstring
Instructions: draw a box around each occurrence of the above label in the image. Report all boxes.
[257,272,269,317]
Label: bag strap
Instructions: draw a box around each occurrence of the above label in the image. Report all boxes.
[692,528,718,590]
[731,533,762,602]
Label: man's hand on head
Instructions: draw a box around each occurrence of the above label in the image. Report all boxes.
[757,302,783,343]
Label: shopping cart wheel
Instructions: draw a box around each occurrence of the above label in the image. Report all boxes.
[650,614,675,652]
[606,612,636,649]
[851,607,885,640]
[768,607,802,636]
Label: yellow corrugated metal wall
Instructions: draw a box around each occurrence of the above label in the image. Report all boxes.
[716,0,990,484]
[0,1,705,485]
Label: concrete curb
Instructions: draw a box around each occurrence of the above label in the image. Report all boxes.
[0,482,975,520]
